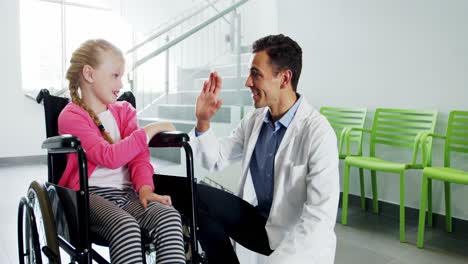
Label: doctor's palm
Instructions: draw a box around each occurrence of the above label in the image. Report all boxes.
[196,72,223,122]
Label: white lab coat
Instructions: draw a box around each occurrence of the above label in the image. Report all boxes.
[189,98,339,264]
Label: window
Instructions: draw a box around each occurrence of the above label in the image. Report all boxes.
[19,0,133,96]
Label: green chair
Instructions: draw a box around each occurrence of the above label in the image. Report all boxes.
[417,110,468,248]
[341,108,438,242]
[320,107,368,209]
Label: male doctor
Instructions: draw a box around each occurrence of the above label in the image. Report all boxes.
[190,34,339,264]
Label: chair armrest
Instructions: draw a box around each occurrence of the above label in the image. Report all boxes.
[410,132,426,166]
[343,127,371,156]
[148,131,190,148]
[419,132,446,166]
[41,134,81,154]
[338,127,351,156]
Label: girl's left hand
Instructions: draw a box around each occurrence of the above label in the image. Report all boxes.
[139,185,172,208]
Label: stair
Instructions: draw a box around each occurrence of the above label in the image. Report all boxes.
[127,0,255,192]
[139,105,242,163]
[192,76,247,91]
[138,51,252,164]
[160,89,252,105]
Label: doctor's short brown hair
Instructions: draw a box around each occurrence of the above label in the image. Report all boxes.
[252,34,303,91]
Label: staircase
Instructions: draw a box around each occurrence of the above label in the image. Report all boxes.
[138,52,253,178]
[127,0,253,192]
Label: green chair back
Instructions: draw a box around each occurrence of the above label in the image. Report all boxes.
[444,111,468,167]
[320,107,367,157]
[370,109,438,161]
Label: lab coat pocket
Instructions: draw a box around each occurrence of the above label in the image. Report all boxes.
[285,164,307,205]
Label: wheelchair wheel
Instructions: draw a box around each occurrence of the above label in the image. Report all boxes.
[18,197,42,264]
[26,181,61,263]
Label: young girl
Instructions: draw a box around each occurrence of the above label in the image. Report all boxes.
[58,39,186,264]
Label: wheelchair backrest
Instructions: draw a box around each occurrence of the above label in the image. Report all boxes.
[38,89,136,183]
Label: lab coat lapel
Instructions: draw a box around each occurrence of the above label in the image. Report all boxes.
[273,99,309,194]
[242,107,268,177]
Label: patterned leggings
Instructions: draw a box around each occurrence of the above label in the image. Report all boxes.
[89,186,185,264]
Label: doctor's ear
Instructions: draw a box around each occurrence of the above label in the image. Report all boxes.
[280,69,293,89]
[82,65,95,83]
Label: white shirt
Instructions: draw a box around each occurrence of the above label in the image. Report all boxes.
[89,110,132,189]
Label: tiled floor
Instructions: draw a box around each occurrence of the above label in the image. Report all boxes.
[2,162,468,263]
[335,210,468,264]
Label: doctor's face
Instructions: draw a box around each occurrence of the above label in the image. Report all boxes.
[245,51,282,109]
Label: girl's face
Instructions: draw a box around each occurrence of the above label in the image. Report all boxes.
[90,51,124,107]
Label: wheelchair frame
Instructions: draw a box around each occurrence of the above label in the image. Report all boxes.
[17,89,202,264]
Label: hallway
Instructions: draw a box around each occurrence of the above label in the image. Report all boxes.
[2,160,468,263]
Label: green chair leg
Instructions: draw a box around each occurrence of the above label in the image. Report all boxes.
[417,175,429,248]
[399,171,406,242]
[427,178,433,227]
[359,168,366,210]
[445,182,452,232]
[341,163,351,225]
[371,170,379,214]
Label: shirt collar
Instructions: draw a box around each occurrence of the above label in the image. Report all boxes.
[263,94,302,129]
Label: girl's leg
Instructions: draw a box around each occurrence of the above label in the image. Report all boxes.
[89,193,143,264]
[123,194,185,264]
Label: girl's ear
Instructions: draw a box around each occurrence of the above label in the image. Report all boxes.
[82,65,95,83]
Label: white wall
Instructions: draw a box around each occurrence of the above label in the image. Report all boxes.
[278,0,468,219]
[0,0,46,158]
[240,0,278,46]
[122,0,196,36]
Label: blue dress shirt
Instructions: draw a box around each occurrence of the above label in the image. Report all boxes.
[249,96,302,218]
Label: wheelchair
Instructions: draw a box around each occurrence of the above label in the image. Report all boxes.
[17,89,205,264]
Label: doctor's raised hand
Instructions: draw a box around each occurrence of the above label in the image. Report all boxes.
[195,71,223,133]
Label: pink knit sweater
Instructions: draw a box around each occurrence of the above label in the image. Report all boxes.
[58,101,154,192]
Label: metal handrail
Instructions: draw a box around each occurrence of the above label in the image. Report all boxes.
[205,0,231,25]
[39,0,112,11]
[126,0,221,54]
[130,0,248,71]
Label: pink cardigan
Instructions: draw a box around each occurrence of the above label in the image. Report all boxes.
[58,101,154,192]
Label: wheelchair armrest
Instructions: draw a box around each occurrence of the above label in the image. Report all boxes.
[42,134,82,154]
[148,131,189,148]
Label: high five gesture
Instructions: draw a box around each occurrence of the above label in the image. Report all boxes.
[195,71,223,133]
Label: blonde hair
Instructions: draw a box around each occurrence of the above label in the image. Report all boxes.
[66,39,124,144]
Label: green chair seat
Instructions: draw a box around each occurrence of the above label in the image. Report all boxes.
[423,167,468,184]
[345,156,408,173]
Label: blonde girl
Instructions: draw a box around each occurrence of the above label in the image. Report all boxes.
[58,39,185,264]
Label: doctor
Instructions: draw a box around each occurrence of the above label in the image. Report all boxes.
[190,34,339,264]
